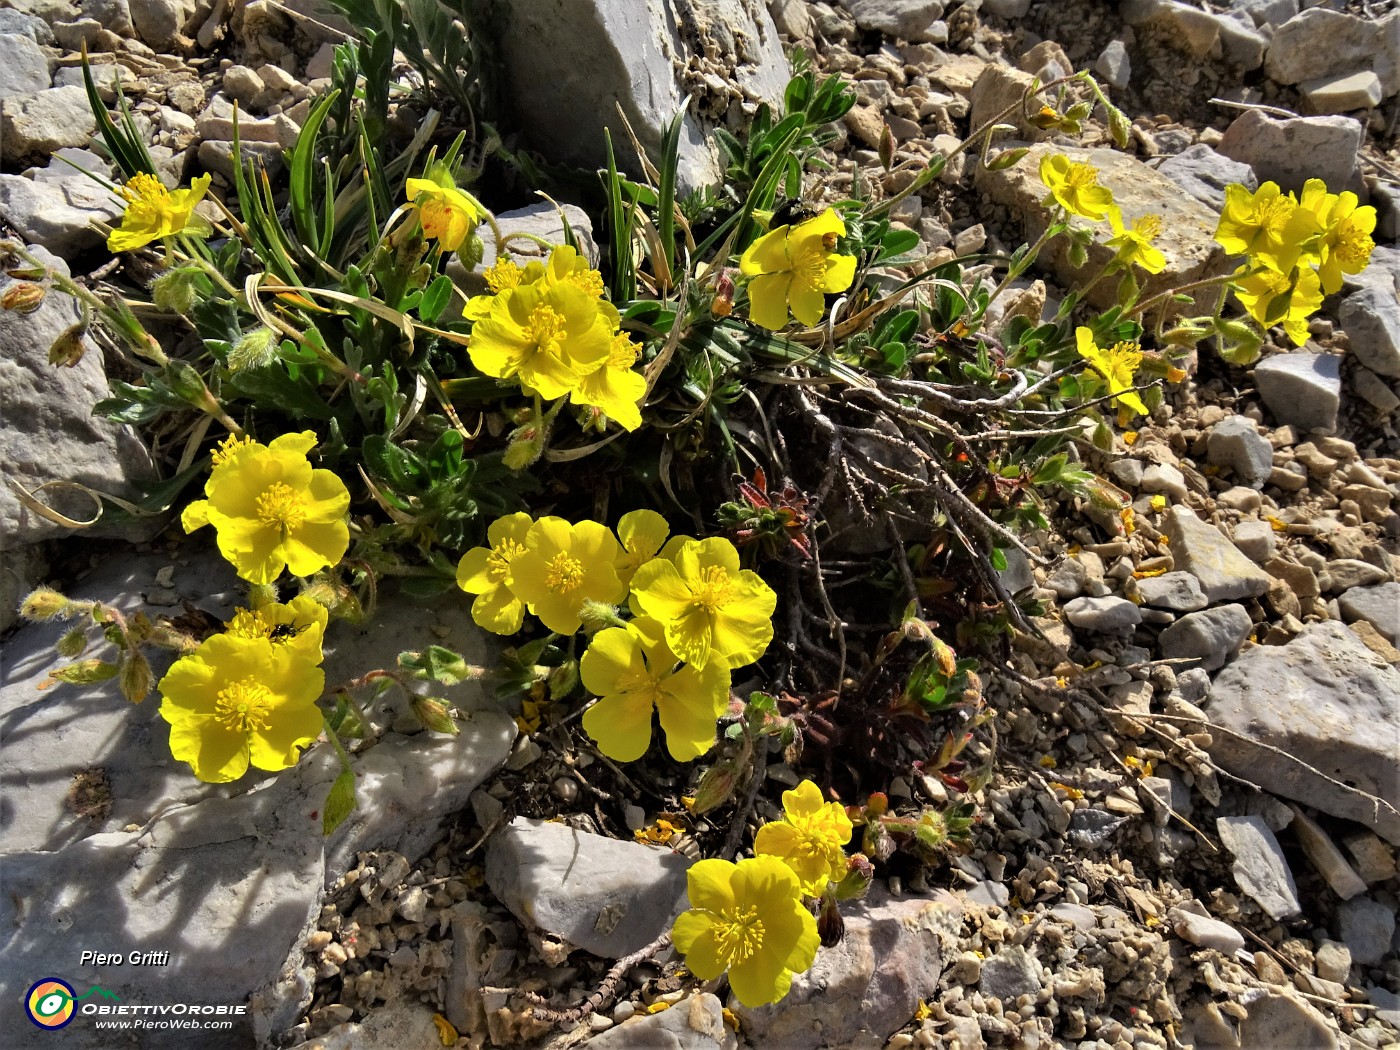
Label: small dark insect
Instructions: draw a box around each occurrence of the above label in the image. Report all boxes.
[771,197,822,228]
[268,622,310,642]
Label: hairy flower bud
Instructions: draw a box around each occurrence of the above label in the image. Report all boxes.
[151,267,200,314]
[412,696,460,735]
[834,854,874,901]
[55,627,89,658]
[711,270,735,318]
[2,280,46,313]
[48,322,88,367]
[227,327,279,372]
[21,587,72,621]
[877,122,895,172]
[118,650,154,704]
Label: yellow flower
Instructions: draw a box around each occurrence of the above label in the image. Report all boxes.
[464,245,605,322]
[1038,155,1114,222]
[468,279,614,401]
[158,633,324,783]
[671,856,819,1008]
[581,617,730,761]
[630,537,776,669]
[1076,328,1148,420]
[1231,264,1323,347]
[406,175,484,253]
[1105,207,1166,275]
[181,432,350,586]
[455,511,534,635]
[753,779,853,896]
[573,331,647,431]
[739,208,857,331]
[614,509,670,589]
[1300,180,1377,295]
[108,173,212,253]
[224,592,329,664]
[508,516,626,634]
[1213,182,1320,271]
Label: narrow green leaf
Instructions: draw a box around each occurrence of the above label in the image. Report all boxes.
[322,769,357,836]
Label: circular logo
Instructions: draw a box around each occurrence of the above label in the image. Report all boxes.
[25,979,76,1029]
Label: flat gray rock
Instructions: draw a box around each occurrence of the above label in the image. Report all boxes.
[1217,110,1362,194]
[1336,897,1396,967]
[469,0,790,192]
[1217,815,1301,921]
[0,253,154,549]
[1132,571,1209,612]
[1263,7,1387,86]
[732,887,962,1050]
[1254,352,1343,433]
[1158,604,1253,671]
[484,817,693,959]
[1205,622,1400,844]
[1157,143,1257,212]
[0,549,514,1047]
[1063,595,1142,632]
[1207,415,1274,489]
[0,32,50,99]
[586,993,736,1050]
[0,85,98,165]
[1338,582,1400,644]
[1339,286,1400,379]
[0,173,124,257]
[1163,506,1273,603]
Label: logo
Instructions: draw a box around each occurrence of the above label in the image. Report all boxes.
[24,980,120,1030]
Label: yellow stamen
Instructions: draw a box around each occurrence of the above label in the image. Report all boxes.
[483,258,523,293]
[256,482,308,532]
[488,539,527,583]
[543,551,585,593]
[225,607,272,639]
[214,679,273,733]
[523,303,566,353]
[211,434,255,467]
[689,565,735,613]
[714,905,765,965]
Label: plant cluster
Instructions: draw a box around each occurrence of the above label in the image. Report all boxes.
[7,15,1379,1017]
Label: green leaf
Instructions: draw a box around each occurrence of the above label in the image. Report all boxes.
[877,227,920,262]
[418,274,453,323]
[225,364,334,419]
[288,89,339,253]
[322,768,357,836]
[988,546,1007,571]
[398,644,477,684]
[657,113,682,278]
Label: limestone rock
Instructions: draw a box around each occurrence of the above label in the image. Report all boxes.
[1156,143,1256,211]
[0,86,98,165]
[1169,905,1245,954]
[587,993,736,1050]
[485,817,692,959]
[844,0,944,41]
[1263,7,1386,86]
[1163,506,1273,603]
[1063,595,1142,632]
[732,887,962,1050]
[976,144,1228,318]
[0,550,515,1047]
[1158,604,1253,671]
[1205,622,1400,844]
[1207,415,1273,489]
[0,32,51,100]
[128,0,198,51]
[1300,71,1384,114]
[468,0,790,192]
[1217,109,1362,194]
[1131,571,1209,612]
[979,944,1042,1002]
[1336,897,1396,967]
[0,255,154,548]
[969,65,1049,143]
[0,542,49,635]
[1217,815,1302,920]
[1338,582,1400,645]
[1254,352,1342,433]
[0,174,123,258]
[1238,993,1340,1050]
[1339,286,1400,379]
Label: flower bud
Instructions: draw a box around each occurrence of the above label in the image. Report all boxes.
[834,854,874,901]
[55,627,89,658]
[817,892,845,947]
[877,123,895,172]
[691,756,744,814]
[21,587,72,621]
[457,232,484,273]
[2,281,46,313]
[48,322,88,367]
[503,425,545,471]
[412,696,460,735]
[227,327,280,372]
[711,270,735,318]
[578,599,626,632]
[118,650,154,704]
[151,268,200,315]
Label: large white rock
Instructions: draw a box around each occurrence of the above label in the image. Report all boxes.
[0,173,123,258]
[1263,7,1388,88]
[732,887,963,1049]
[0,251,154,548]
[1216,109,1362,194]
[1162,506,1273,603]
[467,0,790,192]
[1216,815,1301,921]
[485,817,692,959]
[1254,352,1342,432]
[1205,621,1400,844]
[587,993,736,1050]
[1339,286,1400,379]
[0,549,515,1046]
[0,85,98,165]
[0,31,51,100]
